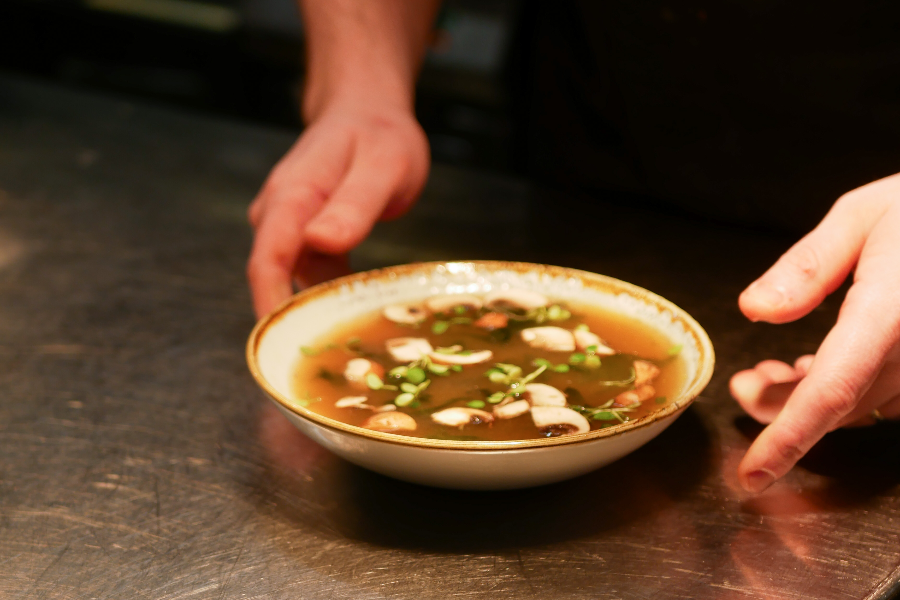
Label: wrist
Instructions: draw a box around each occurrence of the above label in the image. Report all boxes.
[302,69,414,124]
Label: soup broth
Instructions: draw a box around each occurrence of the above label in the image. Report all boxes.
[290,291,686,441]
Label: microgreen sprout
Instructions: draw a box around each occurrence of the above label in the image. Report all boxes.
[486,364,548,404]
[366,373,398,392]
[431,316,474,335]
[406,367,427,384]
[532,358,570,373]
[546,304,571,321]
[484,363,522,385]
[667,345,683,356]
[300,343,337,357]
[296,391,321,407]
[466,399,486,409]
[571,399,635,422]
[570,343,601,369]
[491,302,571,324]
[394,379,430,407]
[596,368,636,387]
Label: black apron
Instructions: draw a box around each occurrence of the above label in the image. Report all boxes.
[522,0,900,230]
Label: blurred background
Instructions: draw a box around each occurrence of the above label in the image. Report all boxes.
[0,0,523,173]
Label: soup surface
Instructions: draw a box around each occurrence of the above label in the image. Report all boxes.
[290,290,685,441]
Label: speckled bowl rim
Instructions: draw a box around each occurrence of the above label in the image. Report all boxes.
[247,261,715,451]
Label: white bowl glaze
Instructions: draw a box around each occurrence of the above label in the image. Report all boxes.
[247,261,714,490]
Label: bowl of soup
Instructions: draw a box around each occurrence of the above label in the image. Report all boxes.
[247,261,714,490]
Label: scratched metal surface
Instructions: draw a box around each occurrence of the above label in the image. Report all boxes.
[0,74,898,600]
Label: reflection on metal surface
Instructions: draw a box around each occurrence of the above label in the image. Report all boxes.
[0,75,898,599]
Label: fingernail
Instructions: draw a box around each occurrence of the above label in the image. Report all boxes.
[745,281,786,310]
[743,468,776,493]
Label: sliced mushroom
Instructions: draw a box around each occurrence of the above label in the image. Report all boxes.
[473,312,509,330]
[373,404,397,413]
[531,406,590,436]
[615,384,656,406]
[383,303,428,325]
[425,294,483,313]
[484,288,549,312]
[429,349,493,365]
[524,383,567,407]
[493,399,530,419]
[633,360,661,387]
[520,326,576,352]
[385,337,434,362]
[573,329,616,356]
[362,411,417,432]
[343,358,385,388]
[335,396,369,409]
[431,407,494,427]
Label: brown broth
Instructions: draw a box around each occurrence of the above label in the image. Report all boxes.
[290,299,686,441]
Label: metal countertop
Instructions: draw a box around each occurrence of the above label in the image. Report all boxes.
[0,74,898,600]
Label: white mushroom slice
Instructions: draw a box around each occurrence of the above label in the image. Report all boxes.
[520,326,576,352]
[335,396,369,408]
[373,404,397,413]
[531,406,590,436]
[362,411,417,432]
[484,288,549,312]
[343,358,384,387]
[573,329,617,356]
[385,338,434,362]
[633,360,661,387]
[425,294,483,313]
[524,383,567,407]
[431,407,494,427]
[493,399,530,419]
[429,349,493,365]
[383,303,428,325]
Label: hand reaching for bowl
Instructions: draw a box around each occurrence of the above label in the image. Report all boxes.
[246,102,429,318]
[730,172,900,493]
[245,0,439,319]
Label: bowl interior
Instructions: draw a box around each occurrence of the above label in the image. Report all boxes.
[247,261,714,449]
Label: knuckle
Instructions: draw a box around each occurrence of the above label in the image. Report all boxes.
[778,241,821,283]
[771,424,807,464]
[816,374,860,420]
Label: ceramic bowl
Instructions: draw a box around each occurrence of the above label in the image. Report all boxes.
[246,261,714,490]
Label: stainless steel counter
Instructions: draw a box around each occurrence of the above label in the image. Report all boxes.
[0,74,898,599]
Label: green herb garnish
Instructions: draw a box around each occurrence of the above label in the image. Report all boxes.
[406,367,427,384]
[571,399,635,422]
[300,343,337,357]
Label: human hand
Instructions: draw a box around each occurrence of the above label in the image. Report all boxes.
[730,172,900,493]
[246,102,430,318]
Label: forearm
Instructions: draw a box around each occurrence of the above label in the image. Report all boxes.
[299,0,441,122]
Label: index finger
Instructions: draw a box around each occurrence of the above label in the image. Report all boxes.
[738,209,900,492]
[247,186,323,318]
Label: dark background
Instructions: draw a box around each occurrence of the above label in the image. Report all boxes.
[0,0,522,172]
